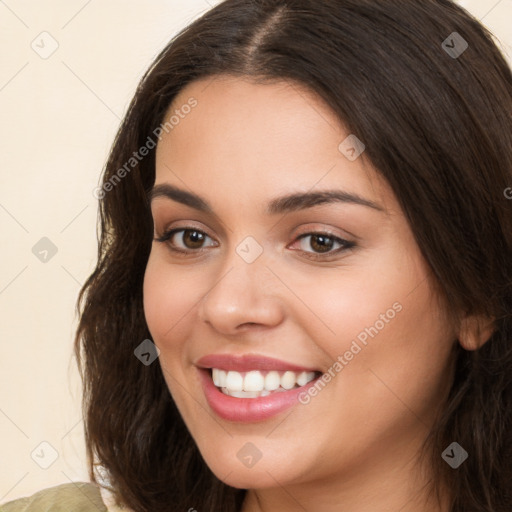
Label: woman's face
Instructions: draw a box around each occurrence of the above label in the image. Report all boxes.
[143,76,457,495]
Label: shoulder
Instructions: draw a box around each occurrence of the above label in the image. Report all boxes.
[0,483,108,512]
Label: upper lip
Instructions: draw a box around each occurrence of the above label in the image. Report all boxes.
[196,353,320,373]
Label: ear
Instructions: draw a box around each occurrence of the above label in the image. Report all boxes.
[457,314,495,351]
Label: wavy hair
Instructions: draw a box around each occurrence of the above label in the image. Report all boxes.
[75,1,512,510]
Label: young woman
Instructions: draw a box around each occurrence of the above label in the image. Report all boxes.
[4,0,512,511]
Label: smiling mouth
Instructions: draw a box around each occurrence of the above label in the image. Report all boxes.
[210,368,322,398]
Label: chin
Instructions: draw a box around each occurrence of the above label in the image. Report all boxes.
[196,440,311,490]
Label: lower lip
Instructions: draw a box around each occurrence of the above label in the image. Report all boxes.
[198,369,320,422]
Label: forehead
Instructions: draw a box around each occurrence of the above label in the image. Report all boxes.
[154,75,393,213]
[157,76,342,158]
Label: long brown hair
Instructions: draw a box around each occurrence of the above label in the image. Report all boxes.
[75,1,512,510]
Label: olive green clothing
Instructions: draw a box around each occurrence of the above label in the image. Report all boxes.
[1,483,108,512]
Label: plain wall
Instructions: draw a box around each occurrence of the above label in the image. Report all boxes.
[0,0,510,503]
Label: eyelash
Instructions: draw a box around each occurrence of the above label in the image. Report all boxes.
[154,227,356,261]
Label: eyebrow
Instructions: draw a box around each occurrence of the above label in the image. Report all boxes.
[149,183,384,214]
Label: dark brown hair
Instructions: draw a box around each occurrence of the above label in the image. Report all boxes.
[75,1,512,510]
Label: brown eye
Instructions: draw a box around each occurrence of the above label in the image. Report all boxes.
[291,232,355,260]
[297,233,339,254]
[180,229,206,249]
[308,234,335,253]
[155,228,217,252]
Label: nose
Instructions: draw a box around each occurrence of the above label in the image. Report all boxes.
[197,248,285,335]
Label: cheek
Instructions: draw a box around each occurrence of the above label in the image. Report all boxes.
[142,252,205,415]
[323,276,454,431]
[288,249,417,350]
[296,242,454,404]
[142,252,202,347]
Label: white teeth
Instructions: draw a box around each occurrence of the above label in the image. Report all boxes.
[297,371,316,386]
[281,371,296,390]
[218,369,227,388]
[228,390,261,398]
[225,371,243,391]
[211,369,228,387]
[244,371,265,392]
[264,371,281,391]
[211,368,318,397]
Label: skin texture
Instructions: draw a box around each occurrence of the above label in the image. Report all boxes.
[143,75,462,512]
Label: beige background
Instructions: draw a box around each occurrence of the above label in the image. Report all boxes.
[0,0,510,503]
